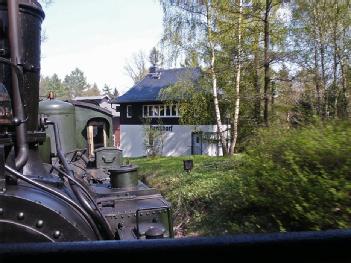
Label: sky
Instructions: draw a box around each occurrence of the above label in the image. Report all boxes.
[40,0,163,95]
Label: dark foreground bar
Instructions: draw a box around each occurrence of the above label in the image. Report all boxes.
[1,229,351,262]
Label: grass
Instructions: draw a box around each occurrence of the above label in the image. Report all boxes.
[128,155,242,237]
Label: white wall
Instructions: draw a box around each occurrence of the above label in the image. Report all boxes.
[120,125,227,157]
[120,125,145,157]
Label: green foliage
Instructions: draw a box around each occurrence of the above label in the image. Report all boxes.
[149,47,164,67]
[160,0,351,153]
[40,74,69,99]
[63,68,88,98]
[40,69,100,99]
[132,121,351,236]
[83,83,101,97]
[237,121,351,232]
[159,76,214,125]
[142,118,165,157]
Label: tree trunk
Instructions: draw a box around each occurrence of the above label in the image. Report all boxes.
[337,49,348,118]
[206,3,228,155]
[271,82,275,117]
[210,49,227,155]
[312,6,321,117]
[317,24,327,117]
[229,0,242,155]
[314,42,321,116]
[333,32,339,118]
[254,33,261,124]
[263,0,271,127]
[333,1,339,118]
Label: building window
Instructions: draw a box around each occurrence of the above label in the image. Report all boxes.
[166,105,171,116]
[172,105,177,116]
[126,105,132,118]
[143,104,179,118]
[153,105,159,116]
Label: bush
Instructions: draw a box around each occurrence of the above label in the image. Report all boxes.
[210,121,351,234]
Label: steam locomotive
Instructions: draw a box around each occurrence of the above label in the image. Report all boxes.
[0,0,172,242]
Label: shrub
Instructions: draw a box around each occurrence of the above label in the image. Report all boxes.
[211,121,351,234]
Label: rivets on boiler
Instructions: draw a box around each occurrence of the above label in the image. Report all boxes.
[17,212,24,220]
[36,220,44,228]
[53,230,61,239]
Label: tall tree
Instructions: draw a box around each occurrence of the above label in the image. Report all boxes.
[230,0,243,154]
[292,0,351,119]
[63,68,88,98]
[113,88,119,97]
[149,47,164,67]
[102,84,112,97]
[263,0,272,126]
[83,83,101,96]
[160,0,229,154]
[124,51,148,83]
[40,74,69,99]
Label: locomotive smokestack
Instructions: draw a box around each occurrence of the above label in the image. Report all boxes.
[0,0,45,169]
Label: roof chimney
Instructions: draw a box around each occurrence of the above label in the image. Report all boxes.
[149,66,157,74]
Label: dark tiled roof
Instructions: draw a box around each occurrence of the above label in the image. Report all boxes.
[117,67,201,103]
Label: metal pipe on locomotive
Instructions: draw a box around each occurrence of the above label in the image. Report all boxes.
[0,0,172,242]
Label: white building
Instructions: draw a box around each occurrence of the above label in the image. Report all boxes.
[117,67,229,157]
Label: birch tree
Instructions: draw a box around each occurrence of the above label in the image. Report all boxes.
[160,0,229,154]
[229,0,243,154]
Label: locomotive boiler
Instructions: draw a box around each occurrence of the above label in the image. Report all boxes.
[0,0,172,242]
